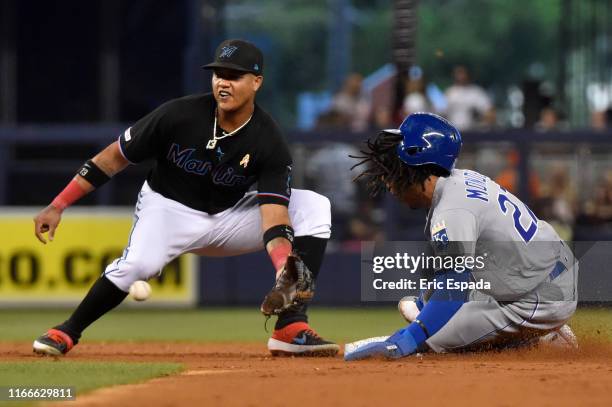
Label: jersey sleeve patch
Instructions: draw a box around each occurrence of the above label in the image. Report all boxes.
[123,127,132,141]
[431,221,449,242]
[117,133,135,164]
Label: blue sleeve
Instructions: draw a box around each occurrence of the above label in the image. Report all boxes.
[415,292,425,311]
[389,270,470,351]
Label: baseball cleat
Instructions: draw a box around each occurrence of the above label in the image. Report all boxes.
[344,340,400,361]
[33,329,74,356]
[345,328,418,361]
[267,322,339,357]
[539,324,578,349]
[344,335,390,356]
[398,296,421,323]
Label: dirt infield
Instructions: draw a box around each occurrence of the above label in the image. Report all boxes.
[2,341,612,407]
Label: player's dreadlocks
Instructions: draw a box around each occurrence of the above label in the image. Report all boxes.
[351,131,449,197]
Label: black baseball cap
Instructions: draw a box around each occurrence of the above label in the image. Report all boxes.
[202,39,264,75]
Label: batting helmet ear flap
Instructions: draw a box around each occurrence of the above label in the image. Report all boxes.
[396,112,462,172]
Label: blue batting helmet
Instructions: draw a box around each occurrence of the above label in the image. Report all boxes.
[391,112,462,172]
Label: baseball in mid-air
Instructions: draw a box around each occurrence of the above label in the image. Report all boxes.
[129,280,152,301]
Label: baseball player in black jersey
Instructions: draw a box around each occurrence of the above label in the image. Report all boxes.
[32,39,339,357]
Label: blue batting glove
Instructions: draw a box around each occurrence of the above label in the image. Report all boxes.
[386,327,418,358]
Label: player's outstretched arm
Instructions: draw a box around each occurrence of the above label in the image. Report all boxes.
[260,203,293,276]
[91,140,131,177]
[33,141,129,244]
[345,270,470,360]
[259,203,317,316]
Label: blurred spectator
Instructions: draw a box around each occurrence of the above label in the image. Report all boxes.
[591,107,612,131]
[327,73,371,132]
[305,143,360,241]
[495,149,540,199]
[534,106,558,131]
[371,106,394,129]
[581,169,612,224]
[401,77,432,116]
[534,107,568,132]
[472,107,499,131]
[444,65,493,131]
[536,165,576,240]
[548,166,576,224]
[315,110,346,128]
[341,201,385,252]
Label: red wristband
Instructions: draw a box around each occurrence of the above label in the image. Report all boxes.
[269,244,292,272]
[51,179,87,211]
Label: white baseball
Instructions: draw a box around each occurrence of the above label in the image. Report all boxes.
[129,280,152,301]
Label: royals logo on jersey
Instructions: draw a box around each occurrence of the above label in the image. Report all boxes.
[431,220,450,251]
[431,221,448,242]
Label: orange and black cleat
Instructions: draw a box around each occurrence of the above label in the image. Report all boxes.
[33,329,74,356]
[267,321,339,357]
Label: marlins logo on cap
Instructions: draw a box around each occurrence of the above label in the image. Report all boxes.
[202,39,264,75]
[219,46,238,59]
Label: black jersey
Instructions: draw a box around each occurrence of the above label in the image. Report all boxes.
[118,93,292,214]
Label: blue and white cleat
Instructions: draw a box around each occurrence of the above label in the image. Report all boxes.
[344,327,419,361]
[344,335,389,355]
[344,340,402,361]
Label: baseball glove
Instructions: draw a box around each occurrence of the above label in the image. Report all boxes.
[260,253,315,316]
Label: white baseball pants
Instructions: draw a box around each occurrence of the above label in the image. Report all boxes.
[104,181,331,291]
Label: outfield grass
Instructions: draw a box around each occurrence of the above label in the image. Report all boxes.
[0,307,610,343]
[0,361,183,406]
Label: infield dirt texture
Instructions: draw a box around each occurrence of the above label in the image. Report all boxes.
[1,308,611,406]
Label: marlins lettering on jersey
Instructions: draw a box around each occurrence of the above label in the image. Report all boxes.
[166,143,250,187]
[119,93,293,213]
[167,143,212,175]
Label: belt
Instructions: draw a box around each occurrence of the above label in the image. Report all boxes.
[549,261,567,280]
